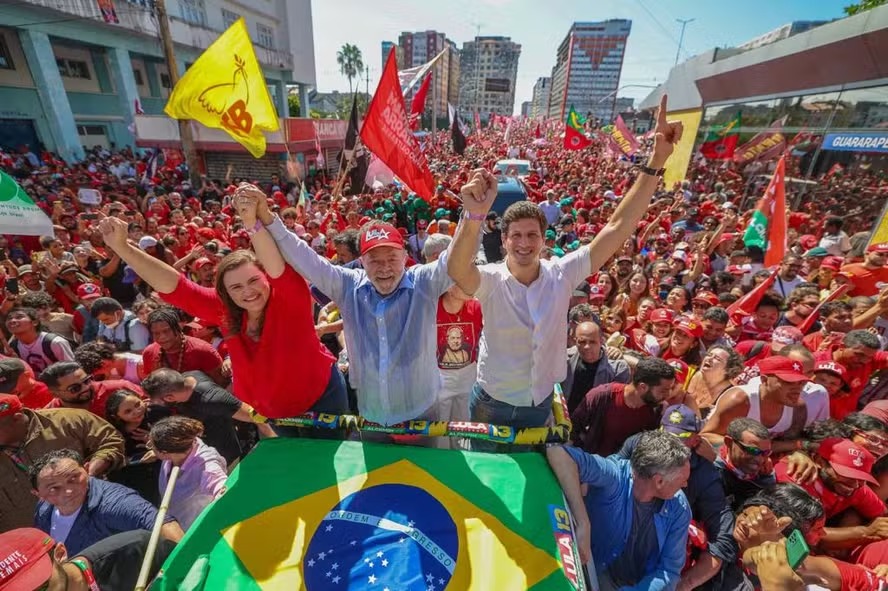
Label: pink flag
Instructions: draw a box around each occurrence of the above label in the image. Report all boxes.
[610,115,640,156]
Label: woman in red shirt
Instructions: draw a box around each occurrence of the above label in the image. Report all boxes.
[95,214,347,425]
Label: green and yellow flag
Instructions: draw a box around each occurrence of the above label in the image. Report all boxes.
[155,439,586,591]
[164,17,280,158]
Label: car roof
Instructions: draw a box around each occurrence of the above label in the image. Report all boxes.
[495,159,531,166]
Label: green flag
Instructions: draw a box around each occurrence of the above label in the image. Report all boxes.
[0,170,54,236]
[155,439,586,590]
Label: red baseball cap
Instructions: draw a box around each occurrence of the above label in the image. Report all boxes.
[692,291,719,307]
[673,316,703,339]
[588,284,606,302]
[650,308,676,324]
[0,528,55,590]
[821,257,843,272]
[75,283,102,301]
[818,438,878,485]
[655,233,671,243]
[772,326,804,347]
[814,360,850,388]
[0,394,23,418]
[667,359,690,385]
[193,257,214,270]
[758,356,809,382]
[359,223,404,255]
[867,243,888,254]
[725,265,747,276]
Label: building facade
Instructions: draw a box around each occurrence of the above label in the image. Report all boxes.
[546,20,631,124]
[0,0,316,162]
[639,5,888,186]
[458,36,522,117]
[530,77,551,118]
[397,30,459,120]
[520,101,532,117]
[380,40,403,70]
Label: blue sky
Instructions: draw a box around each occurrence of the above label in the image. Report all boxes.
[311,0,847,112]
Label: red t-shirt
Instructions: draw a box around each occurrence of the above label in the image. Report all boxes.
[775,458,885,520]
[43,378,144,419]
[830,557,888,591]
[570,383,660,456]
[141,336,224,376]
[815,350,888,419]
[160,267,335,418]
[840,263,888,297]
[435,298,482,370]
[20,381,53,409]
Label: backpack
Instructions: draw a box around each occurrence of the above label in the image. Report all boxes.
[9,332,63,364]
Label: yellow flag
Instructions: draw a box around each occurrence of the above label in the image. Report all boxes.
[163,17,279,158]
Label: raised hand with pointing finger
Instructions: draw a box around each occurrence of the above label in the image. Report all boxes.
[649,94,683,169]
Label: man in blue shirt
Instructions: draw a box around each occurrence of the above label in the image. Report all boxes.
[31,449,183,554]
[547,430,692,591]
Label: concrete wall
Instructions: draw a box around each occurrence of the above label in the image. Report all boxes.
[0,27,34,88]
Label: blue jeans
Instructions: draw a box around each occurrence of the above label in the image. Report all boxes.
[468,383,553,453]
[272,363,348,438]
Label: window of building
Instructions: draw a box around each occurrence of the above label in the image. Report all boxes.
[160,72,171,88]
[180,0,207,26]
[132,68,144,85]
[256,23,274,48]
[222,8,239,28]
[0,35,13,70]
[56,58,91,79]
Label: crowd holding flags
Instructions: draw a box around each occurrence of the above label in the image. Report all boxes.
[743,154,788,267]
[699,112,741,160]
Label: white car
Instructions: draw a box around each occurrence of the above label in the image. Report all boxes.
[493,159,532,178]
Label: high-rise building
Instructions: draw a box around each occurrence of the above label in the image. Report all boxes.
[530,77,551,118]
[520,101,532,117]
[397,31,459,120]
[380,40,403,69]
[547,20,631,124]
[458,36,522,117]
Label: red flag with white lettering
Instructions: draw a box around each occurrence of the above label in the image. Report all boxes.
[360,50,436,200]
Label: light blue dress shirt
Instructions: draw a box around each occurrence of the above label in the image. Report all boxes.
[266,216,452,424]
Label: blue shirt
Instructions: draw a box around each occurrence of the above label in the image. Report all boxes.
[267,216,452,424]
[34,477,165,555]
[563,446,691,591]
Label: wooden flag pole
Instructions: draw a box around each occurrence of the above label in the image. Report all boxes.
[134,465,180,591]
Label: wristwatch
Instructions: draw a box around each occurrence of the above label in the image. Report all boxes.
[637,164,666,177]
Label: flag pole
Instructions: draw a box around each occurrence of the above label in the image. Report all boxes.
[134,465,180,591]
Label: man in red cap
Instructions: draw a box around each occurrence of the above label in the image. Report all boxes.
[841,242,888,297]
[813,360,852,418]
[736,325,804,369]
[0,527,174,590]
[690,290,719,320]
[816,329,888,418]
[775,438,886,550]
[72,283,103,344]
[0,358,52,409]
[246,192,452,427]
[702,356,811,449]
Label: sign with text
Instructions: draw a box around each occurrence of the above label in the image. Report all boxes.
[823,132,888,153]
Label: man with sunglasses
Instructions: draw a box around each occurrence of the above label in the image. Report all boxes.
[38,361,144,420]
[714,417,776,511]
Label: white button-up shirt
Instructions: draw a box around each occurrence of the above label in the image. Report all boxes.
[475,246,592,406]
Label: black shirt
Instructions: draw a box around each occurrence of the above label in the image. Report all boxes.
[568,358,600,413]
[172,371,242,462]
[76,529,175,590]
[481,227,504,263]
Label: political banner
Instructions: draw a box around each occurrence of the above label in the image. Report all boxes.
[154,439,587,591]
[0,171,54,236]
[610,115,639,156]
[733,117,787,165]
[822,132,888,153]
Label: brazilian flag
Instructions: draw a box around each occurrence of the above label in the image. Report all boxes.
[155,439,587,590]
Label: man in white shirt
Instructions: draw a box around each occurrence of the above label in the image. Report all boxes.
[773,254,805,300]
[448,95,683,450]
[539,190,561,227]
[819,216,852,257]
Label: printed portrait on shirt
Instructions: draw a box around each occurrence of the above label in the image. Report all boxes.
[437,322,478,370]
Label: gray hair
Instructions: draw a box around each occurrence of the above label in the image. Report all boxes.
[844,329,881,350]
[630,430,691,480]
[422,233,452,261]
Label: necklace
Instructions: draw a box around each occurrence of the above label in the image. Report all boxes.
[162,337,186,372]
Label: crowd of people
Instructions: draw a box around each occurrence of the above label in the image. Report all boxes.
[1,94,888,590]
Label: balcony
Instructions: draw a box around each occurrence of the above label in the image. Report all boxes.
[169,16,293,71]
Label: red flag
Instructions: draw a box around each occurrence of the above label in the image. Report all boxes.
[534,123,541,138]
[797,284,853,335]
[409,72,432,131]
[474,111,481,134]
[564,126,591,151]
[763,156,788,267]
[827,163,844,178]
[360,50,435,200]
[726,267,779,325]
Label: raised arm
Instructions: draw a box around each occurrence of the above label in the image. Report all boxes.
[97,216,180,294]
[545,446,592,564]
[588,94,681,273]
[449,169,499,295]
[232,183,286,279]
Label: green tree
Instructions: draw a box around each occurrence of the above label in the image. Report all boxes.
[844,0,886,15]
[335,93,369,120]
[287,93,301,117]
[336,44,365,95]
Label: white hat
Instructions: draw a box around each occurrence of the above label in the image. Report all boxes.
[138,236,158,249]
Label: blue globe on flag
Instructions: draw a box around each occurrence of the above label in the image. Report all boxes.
[304,484,459,591]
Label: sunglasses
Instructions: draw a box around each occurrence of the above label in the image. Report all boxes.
[65,375,93,394]
[733,440,772,457]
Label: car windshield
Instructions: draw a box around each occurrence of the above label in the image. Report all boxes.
[494,162,530,176]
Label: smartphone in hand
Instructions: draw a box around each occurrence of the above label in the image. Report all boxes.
[785,529,810,570]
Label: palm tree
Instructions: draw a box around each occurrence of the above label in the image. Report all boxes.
[336,44,364,96]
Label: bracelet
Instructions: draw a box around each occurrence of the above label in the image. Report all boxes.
[246,220,263,236]
[637,164,666,177]
[462,211,486,222]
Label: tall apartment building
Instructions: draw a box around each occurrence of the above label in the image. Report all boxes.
[0,0,315,161]
[380,40,404,70]
[530,77,551,118]
[458,36,521,117]
[397,30,459,119]
[547,20,631,124]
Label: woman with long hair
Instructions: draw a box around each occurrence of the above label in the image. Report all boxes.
[687,345,744,411]
[594,271,618,308]
[96,212,347,426]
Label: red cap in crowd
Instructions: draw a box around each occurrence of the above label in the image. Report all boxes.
[758,356,809,382]
[798,235,818,250]
[650,308,676,324]
[821,257,843,271]
[673,316,703,339]
[0,393,23,417]
[359,223,404,255]
[861,400,888,426]
[814,360,850,388]
[817,438,878,485]
[692,291,719,307]
[193,257,214,270]
[667,359,690,385]
[772,326,804,347]
[75,283,102,301]
[725,265,747,276]
[588,284,606,302]
[0,528,55,590]
[867,243,888,254]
